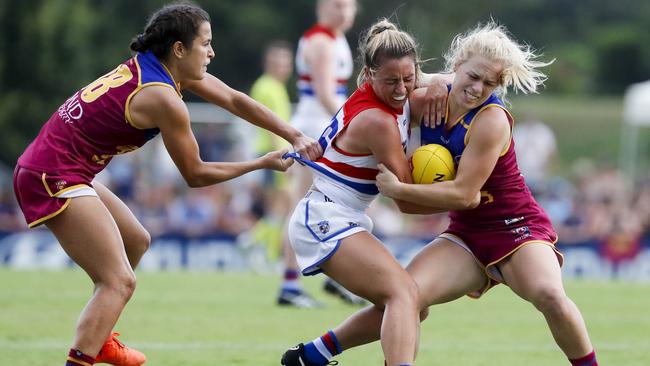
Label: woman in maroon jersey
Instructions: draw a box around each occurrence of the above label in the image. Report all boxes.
[13,4,320,366]
[305,22,599,366]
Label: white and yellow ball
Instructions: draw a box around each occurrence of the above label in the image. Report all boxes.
[411,144,456,184]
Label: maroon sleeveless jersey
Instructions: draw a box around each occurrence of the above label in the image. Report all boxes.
[421,93,559,279]
[17,51,178,183]
[451,134,554,232]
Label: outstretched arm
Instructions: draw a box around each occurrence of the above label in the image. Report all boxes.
[184,73,322,160]
[137,86,293,187]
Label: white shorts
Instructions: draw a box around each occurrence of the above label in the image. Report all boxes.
[288,190,373,275]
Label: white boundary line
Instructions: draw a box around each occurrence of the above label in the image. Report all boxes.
[0,338,645,352]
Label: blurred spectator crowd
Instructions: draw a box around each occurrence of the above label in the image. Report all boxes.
[1,119,649,266]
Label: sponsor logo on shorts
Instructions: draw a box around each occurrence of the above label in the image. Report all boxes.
[318,220,330,234]
[347,222,359,228]
[504,216,525,225]
[55,180,67,191]
[510,225,531,242]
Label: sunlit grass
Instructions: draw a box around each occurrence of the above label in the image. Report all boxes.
[0,269,648,365]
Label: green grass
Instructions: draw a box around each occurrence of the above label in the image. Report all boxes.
[1,269,649,365]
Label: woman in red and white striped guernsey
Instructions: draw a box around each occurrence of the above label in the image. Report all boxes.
[280,19,460,366]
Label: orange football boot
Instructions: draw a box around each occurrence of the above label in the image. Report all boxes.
[95,332,146,366]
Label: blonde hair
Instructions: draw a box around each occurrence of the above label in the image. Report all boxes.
[356,18,421,86]
[444,21,553,96]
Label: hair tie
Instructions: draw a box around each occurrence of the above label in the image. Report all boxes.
[137,34,146,45]
[375,25,391,34]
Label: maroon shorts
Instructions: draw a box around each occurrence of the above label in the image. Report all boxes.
[13,165,93,228]
[442,213,563,297]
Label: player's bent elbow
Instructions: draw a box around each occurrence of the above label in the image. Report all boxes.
[183,175,203,188]
[187,179,204,188]
[394,200,424,214]
[466,198,480,209]
[459,192,480,210]
[184,165,230,187]
[182,169,209,188]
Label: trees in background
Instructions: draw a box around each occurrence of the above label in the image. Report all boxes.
[1,0,648,165]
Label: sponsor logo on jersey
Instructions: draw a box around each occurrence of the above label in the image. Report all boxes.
[57,91,84,124]
[318,220,330,234]
[510,225,531,242]
[504,216,525,225]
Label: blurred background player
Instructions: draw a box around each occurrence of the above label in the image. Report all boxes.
[513,117,558,194]
[246,40,323,307]
[12,3,321,366]
[288,0,366,305]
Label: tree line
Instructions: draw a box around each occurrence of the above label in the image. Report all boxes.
[1,0,648,165]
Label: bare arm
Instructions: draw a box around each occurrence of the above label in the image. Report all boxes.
[131,86,293,187]
[376,107,511,209]
[305,34,342,116]
[184,73,322,160]
[417,72,454,88]
[340,109,445,215]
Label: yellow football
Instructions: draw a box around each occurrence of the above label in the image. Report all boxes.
[411,144,456,184]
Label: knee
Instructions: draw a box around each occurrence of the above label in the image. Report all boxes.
[124,229,151,269]
[529,285,569,314]
[100,272,137,303]
[383,276,420,309]
[136,229,151,254]
[115,273,137,302]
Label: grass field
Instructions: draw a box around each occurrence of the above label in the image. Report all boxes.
[1,268,649,365]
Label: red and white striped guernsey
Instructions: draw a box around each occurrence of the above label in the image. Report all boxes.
[289,83,410,211]
[295,24,353,97]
